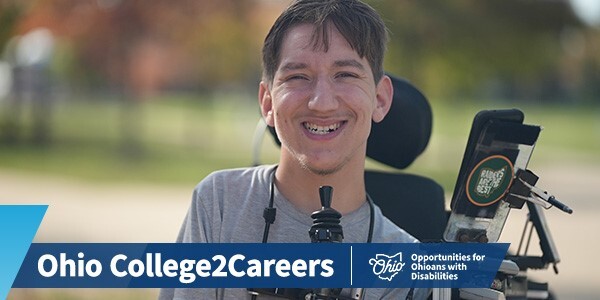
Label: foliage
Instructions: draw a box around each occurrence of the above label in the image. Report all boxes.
[0,2,22,51]
[373,0,590,101]
[1,0,598,103]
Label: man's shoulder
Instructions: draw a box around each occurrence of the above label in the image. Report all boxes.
[194,164,276,190]
[202,164,275,180]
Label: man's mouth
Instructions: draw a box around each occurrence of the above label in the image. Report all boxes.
[303,122,342,135]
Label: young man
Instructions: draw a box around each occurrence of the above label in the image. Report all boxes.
[160,0,426,299]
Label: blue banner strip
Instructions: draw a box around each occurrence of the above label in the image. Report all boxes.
[14,243,508,289]
[0,205,48,299]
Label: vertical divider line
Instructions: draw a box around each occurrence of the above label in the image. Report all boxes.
[350,245,353,286]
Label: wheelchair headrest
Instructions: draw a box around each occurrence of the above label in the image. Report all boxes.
[267,74,432,170]
[367,75,432,169]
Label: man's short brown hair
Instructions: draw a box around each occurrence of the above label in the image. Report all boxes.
[262,0,389,85]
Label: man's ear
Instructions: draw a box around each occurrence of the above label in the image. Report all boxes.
[259,81,274,127]
[372,75,393,123]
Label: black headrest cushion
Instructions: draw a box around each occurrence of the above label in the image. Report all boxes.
[267,74,432,170]
[366,75,432,169]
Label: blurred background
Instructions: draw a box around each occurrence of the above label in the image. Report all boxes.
[1,0,598,299]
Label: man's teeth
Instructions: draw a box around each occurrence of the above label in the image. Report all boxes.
[304,122,341,135]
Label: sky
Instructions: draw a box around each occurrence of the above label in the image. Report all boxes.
[570,0,600,27]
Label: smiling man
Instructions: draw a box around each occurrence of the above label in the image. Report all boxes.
[260,21,392,214]
[160,0,426,299]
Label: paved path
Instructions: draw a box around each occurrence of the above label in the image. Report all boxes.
[2,163,599,299]
[0,171,192,242]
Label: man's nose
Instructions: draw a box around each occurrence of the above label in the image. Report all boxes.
[308,78,339,112]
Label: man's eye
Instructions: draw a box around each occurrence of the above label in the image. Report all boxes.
[286,75,308,81]
[336,72,358,79]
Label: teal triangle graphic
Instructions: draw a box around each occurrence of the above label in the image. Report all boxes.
[0,205,47,300]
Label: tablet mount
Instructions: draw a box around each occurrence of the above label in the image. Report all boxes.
[441,109,573,299]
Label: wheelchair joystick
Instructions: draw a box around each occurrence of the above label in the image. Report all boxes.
[249,186,363,299]
[309,186,344,243]
[306,186,365,300]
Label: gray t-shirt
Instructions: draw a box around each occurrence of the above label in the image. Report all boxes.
[159,165,428,299]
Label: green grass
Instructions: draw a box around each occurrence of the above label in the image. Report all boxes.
[0,93,275,185]
[1,94,598,193]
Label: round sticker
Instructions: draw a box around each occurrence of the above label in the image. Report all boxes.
[466,155,514,207]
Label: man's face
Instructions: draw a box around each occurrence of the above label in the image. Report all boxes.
[260,23,392,175]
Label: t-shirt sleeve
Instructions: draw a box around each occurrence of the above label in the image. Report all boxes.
[176,186,212,243]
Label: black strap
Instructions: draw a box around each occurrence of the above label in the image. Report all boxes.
[261,166,278,243]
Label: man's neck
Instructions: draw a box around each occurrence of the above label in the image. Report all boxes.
[274,158,367,215]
